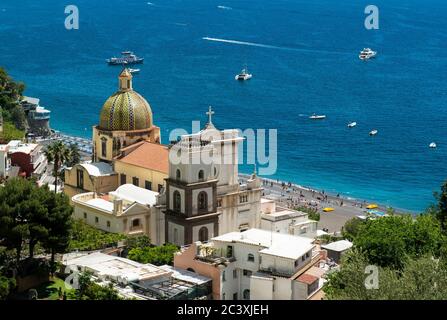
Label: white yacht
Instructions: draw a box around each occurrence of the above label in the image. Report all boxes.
[348,122,357,128]
[309,114,326,120]
[359,48,377,60]
[429,142,437,148]
[128,68,140,74]
[369,129,378,136]
[235,67,252,81]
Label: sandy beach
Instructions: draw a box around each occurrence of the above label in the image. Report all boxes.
[239,174,410,233]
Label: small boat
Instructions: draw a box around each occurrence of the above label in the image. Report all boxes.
[107,51,144,65]
[359,48,377,60]
[348,122,357,128]
[369,130,378,136]
[128,68,140,74]
[429,142,437,148]
[309,114,326,120]
[235,67,252,81]
[366,204,378,209]
[323,207,334,212]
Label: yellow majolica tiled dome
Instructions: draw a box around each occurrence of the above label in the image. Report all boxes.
[99,69,153,131]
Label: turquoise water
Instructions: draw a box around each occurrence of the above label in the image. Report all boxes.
[1,0,446,211]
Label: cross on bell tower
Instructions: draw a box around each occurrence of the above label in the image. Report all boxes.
[206,106,215,125]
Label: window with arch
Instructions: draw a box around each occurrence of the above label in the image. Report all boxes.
[173,191,181,212]
[198,169,204,181]
[132,219,141,227]
[198,191,208,211]
[198,226,209,242]
[101,138,107,157]
[176,169,181,180]
[243,289,250,300]
[247,254,255,262]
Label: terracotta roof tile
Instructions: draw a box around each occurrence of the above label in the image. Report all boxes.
[116,141,169,174]
[297,273,318,285]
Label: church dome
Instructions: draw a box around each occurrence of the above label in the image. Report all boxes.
[99,69,153,131]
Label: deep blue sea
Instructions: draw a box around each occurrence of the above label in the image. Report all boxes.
[1,0,447,211]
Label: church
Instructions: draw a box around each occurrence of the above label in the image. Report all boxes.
[66,68,268,246]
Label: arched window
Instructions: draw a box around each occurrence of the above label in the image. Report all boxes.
[198,227,209,242]
[132,219,140,227]
[198,170,204,181]
[247,254,254,262]
[243,289,250,300]
[173,191,181,212]
[101,138,107,157]
[198,192,208,211]
[176,169,181,180]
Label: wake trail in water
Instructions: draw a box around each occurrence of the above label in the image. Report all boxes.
[202,37,349,55]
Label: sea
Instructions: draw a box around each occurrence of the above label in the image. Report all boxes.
[1,0,446,212]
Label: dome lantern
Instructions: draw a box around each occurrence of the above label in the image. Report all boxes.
[119,68,133,92]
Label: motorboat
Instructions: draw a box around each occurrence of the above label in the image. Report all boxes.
[359,48,377,60]
[235,67,252,80]
[309,114,326,120]
[369,130,378,136]
[107,51,144,65]
[429,142,437,148]
[348,122,357,128]
[128,68,140,74]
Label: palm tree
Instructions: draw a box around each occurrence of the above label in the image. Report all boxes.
[44,141,70,194]
[67,143,81,167]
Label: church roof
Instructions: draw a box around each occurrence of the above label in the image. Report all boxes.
[115,141,169,174]
[99,69,153,131]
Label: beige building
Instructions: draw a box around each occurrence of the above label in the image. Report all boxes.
[64,162,118,200]
[72,184,165,245]
[114,140,168,193]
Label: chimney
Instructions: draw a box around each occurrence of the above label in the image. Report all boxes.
[113,198,123,216]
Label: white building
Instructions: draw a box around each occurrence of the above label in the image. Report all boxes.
[174,228,331,300]
[63,251,212,300]
[260,198,317,238]
[164,108,262,246]
[72,184,165,245]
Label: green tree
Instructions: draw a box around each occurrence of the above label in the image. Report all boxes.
[74,271,122,300]
[434,180,447,232]
[67,143,81,167]
[342,217,365,241]
[0,275,16,300]
[10,105,27,131]
[128,243,179,266]
[44,141,71,194]
[41,191,73,273]
[69,219,126,251]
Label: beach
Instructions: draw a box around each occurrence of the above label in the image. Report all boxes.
[239,173,410,233]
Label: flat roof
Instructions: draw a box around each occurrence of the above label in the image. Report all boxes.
[86,198,114,212]
[64,252,171,282]
[321,240,353,252]
[158,265,211,285]
[22,96,40,105]
[110,184,158,206]
[212,229,314,260]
